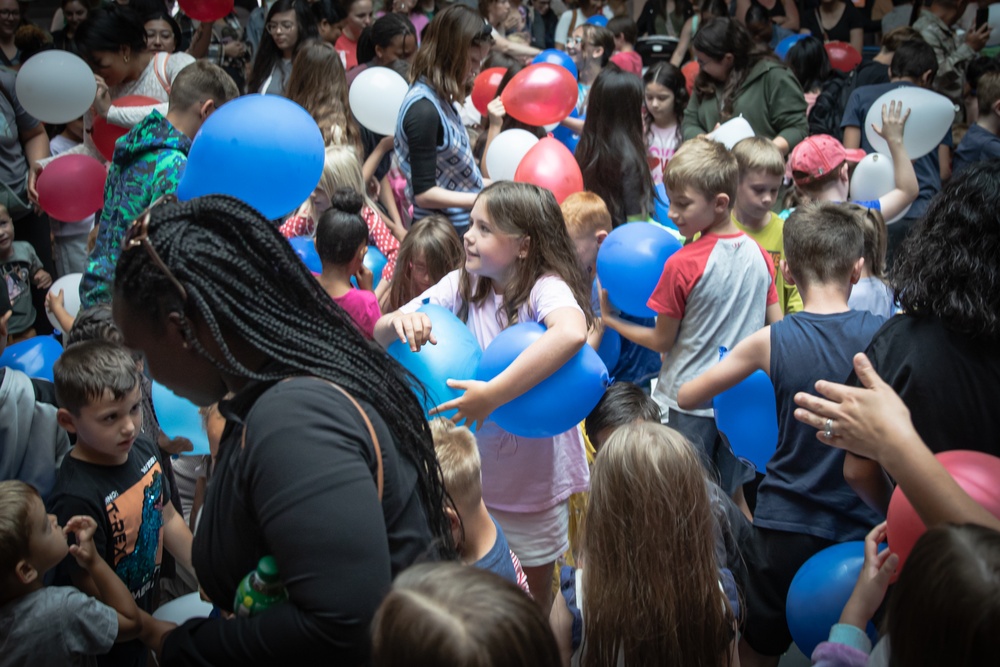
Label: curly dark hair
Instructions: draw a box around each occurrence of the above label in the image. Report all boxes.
[892,161,1000,340]
[113,194,454,552]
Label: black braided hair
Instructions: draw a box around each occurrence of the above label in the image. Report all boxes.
[114,194,454,554]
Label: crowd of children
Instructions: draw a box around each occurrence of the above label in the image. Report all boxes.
[2,0,1000,665]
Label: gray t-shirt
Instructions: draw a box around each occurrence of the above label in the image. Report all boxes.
[1,240,43,335]
[0,586,118,666]
[0,69,40,199]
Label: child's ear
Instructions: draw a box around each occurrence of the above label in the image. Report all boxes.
[15,558,38,585]
[356,244,368,262]
[779,259,796,286]
[518,235,531,259]
[56,408,78,434]
[714,192,730,213]
[443,505,460,530]
[839,161,850,183]
[992,99,1000,118]
[850,257,864,284]
[595,229,608,246]
[198,99,217,121]
[920,70,934,88]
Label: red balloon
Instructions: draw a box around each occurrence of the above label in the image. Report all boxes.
[501,64,579,127]
[91,95,161,162]
[514,137,583,204]
[887,450,1000,573]
[37,155,107,222]
[471,67,506,118]
[178,0,234,23]
[825,41,861,73]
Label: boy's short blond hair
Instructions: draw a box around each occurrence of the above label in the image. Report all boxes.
[0,480,39,579]
[561,192,612,237]
[978,71,1000,115]
[733,136,785,179]
[430,419,482,511]
[664,138,738,204]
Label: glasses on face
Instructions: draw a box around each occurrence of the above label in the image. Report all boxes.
[123,194,188,302]
[0,9,19,18]
[266,21,296,34]
[568,36,589,46]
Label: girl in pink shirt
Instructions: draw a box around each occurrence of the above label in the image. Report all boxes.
[374,181,593,612]
[316,189,382,339]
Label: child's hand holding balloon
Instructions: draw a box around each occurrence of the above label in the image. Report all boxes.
[430,379,498,431]
[390,311,437,352]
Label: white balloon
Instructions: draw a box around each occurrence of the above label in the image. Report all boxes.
[542,121,559,132]
[153,593,213,625]
[707,115,754,150]
[46,273,82,332]
[485,129,539,182]
[16,51,97,124]
[864,88,955,160]
[850,153,896,202]
[348,67,410,136]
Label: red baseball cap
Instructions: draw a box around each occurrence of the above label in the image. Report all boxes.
[790,135,866,186]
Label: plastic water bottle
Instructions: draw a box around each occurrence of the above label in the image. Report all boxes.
[234,556,288,618]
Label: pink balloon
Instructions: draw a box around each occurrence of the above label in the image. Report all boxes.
[513,137,583,204]
[178,0,234,22]
[887,450,1000,573]
[501,63,579,126]
[37,155,107,222]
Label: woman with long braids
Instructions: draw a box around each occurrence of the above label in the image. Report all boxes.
[111,195,453,664]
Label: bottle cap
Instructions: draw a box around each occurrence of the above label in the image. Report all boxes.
[257,555,280,583]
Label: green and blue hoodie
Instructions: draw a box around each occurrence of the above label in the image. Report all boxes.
[81,110,191,308]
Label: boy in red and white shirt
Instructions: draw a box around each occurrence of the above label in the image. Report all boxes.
[600,138,781,514]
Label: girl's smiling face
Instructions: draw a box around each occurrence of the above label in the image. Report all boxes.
[463,199,527,288]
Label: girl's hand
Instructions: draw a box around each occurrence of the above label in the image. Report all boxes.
[65,516,101,570]
[223,40,246,58]
[871,100,910,147]
[356,263,374,292]
[391,312,437,352]
[45,288,65,314]
[378,135,395,153]
[33,269,52,290]
[430,379,498,430]
[839,522,899,629]
[487,98,506,128]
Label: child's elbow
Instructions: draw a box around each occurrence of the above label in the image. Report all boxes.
[676,383,696,411]
[117,611,143,642]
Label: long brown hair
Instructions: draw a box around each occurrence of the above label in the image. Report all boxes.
[286,39,363,154]
[409,4,492,104]
[460,181,594,327]
[582,423,735,667]
[886,524,1000,667]
[384,215,463,311]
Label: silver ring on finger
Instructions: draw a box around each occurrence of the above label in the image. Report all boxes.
[824,418,834,439]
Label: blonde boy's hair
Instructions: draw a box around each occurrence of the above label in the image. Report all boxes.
[430,418,482,511]
[561,192,613,237]
[664,138,738,203]
[733,137,785,179]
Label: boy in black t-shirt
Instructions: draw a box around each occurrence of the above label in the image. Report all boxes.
[48,341,193,667]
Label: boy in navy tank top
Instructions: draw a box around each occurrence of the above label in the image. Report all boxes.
[677,201,886,666]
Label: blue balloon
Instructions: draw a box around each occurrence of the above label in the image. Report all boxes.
[596,328,621,371]
[586,14,608,26]
[552,108,580,153]
[0,335,63,382]
[364,247,388,289]
[786,541,880,657]
[775,33,808,60]
[596,221,682,318]
[653,183,676,230]
[150,381,211,456]
[532,48,578,79]
[476,322,609,438]
[177,95,325,220]
[288,236,321,274]
[388,303,482,421]
[713,347,778,472]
